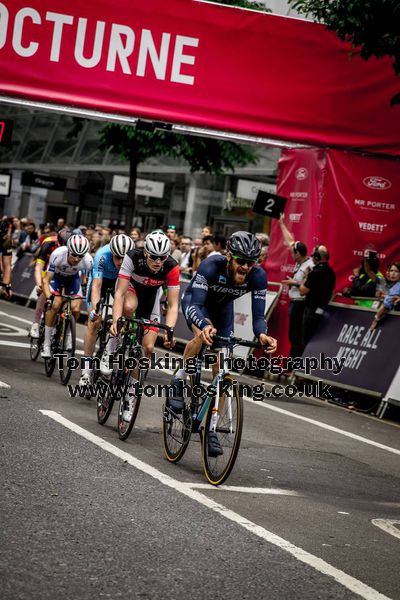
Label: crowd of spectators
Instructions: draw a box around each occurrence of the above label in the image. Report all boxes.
[1,213,398,335]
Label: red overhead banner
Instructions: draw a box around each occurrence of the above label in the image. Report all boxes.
[0,0,399,155]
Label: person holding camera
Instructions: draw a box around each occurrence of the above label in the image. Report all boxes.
[300,245,336,348]
[344,250,385,305]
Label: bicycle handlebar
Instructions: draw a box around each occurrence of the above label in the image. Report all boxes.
[117,317,174,342]
[211,335,263,350]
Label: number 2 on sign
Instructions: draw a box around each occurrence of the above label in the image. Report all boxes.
[264,199,274,212]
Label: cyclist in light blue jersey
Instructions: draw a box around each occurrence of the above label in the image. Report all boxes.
[79,234,134,387]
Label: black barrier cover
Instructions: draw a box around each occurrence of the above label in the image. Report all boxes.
[300,305,400,395]
[11,254,36,297]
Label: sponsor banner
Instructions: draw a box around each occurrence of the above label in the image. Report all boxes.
[299,305,400,396]
[319,150,400,292]
[266,148,324,358]
[0,1,399,155]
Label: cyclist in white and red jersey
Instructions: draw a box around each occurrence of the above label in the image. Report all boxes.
[109,231,179,355]
[41,235,93,358]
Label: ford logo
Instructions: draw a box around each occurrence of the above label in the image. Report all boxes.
[363,176,392,190]
[295,168,308,181]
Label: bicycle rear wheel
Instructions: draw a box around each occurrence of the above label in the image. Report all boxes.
[59,315,76,385]
[202,375,243,486]
[162,375,192,463]
[117,367,144,441]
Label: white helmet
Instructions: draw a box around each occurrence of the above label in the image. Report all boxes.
[144,231,170,257]
[67,234,90,257]
[109,234,134,258]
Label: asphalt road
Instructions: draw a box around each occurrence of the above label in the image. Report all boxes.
[0,299,399,600]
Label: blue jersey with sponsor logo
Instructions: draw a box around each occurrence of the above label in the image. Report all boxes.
[92,244,119,280]
[182,254,268,337]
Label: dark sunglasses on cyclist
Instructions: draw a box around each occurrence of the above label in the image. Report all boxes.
[232,255,257,267]
[147,252,168,262]
[69,252,82,259]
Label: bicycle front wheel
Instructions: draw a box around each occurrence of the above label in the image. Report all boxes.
[59,315,76,385]
[202,375,243,486]
[96,372,118,425]
[117,368,144,441]
[162,375,193,463]
[30,316,44,362]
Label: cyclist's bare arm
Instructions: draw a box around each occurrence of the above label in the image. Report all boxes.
[163,287,179,348]
[111,277,130,336]
[90,278,103,316]
[42,271,54,299]
[34,261,44,288]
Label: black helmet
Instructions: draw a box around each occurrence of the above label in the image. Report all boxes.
[227,231,261,260]
[57,227,72,246]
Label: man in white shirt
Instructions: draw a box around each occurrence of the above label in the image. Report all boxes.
[279,215,314,363]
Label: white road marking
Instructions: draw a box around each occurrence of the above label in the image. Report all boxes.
[0,311,85,344]
[184,483,299,495]
[0,380,10,388]
[372,519,400,541]
[338,512,350,515]
[0,322,27,336]
[40,410,393,600]
[243,396,400,456]
[0,341,31,348]
[0,341,84,357]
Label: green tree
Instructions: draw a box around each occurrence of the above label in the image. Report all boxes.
[288,0,400,104]
[98,123,257,230]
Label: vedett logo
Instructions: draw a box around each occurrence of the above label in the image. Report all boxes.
[358,222,387,233]
[363,176,392,190]
[295,168,308,181]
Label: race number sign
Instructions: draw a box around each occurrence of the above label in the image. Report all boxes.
[253,191,287,219]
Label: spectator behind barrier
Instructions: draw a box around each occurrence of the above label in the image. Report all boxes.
[369,261,400,330]
[300,245,336,349]
[179,236,194,278]
[342,249,385,307]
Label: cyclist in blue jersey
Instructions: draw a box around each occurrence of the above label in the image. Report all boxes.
[173,231,277,456]
[79,234,134,387]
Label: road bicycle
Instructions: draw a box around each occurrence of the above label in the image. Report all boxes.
[44,294,80,385]
[96,316,173,441]
[162,335,262,486]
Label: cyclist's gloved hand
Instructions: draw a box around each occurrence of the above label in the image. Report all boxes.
[163,329,175,349]
[259,333,277,354]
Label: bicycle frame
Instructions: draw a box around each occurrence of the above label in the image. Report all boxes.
[190,344,232,431]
